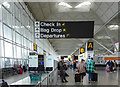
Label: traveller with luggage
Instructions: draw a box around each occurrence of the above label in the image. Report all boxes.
[58,58,68,83]
[86,58,97,83]
[105,64,110,72]
[77,59,86,83]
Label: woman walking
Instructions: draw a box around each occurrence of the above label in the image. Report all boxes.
[78,59,86,82]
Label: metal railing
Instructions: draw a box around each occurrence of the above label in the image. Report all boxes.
[36,67,58,87]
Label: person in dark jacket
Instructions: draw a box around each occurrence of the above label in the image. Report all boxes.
[58,59,68,83]
[74,61,76,70]
[109,60,114,73]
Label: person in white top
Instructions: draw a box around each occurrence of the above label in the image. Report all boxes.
[78,59,86,82]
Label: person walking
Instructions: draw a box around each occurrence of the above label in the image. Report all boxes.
[109,60,114,73]
[86,58,95,83]
[58,58,68,83]
[78,59,86,82]
[74,61,76,70]
[113,60,117,72]
[70,61,72,69]
[72,61,74,70]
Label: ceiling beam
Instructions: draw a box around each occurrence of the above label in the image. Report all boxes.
[104,26,118,51]
[38,3,46,20]
[94,9,120,35]
[93,39,114,54]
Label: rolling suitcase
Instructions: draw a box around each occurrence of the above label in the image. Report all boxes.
[75,73,81,82]
[19,68,23,74]
[91,73,98,81]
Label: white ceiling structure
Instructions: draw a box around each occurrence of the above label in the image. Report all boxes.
[25,1,119,56]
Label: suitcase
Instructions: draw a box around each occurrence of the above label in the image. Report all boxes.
[75,73,81,82]
[19,68,23,74]
[107,68,109,72]
[91,73,98,81]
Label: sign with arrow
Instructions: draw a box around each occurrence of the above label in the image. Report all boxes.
[34,21,94,39]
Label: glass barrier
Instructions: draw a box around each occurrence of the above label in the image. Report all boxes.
[36,67,58,87]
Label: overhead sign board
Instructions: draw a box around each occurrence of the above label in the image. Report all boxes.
[43,50,46,55]
[71,54,75,58]
[87,42,93,51]
[80,47,85,54]
[34,21,94,39]
[104,57,120,60]
[33,43,37,51]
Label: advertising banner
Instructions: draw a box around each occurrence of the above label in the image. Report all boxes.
[114,42,119,53]
[46,57,53,67]
[29,55,38,67]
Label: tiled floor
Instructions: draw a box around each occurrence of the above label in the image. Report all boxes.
[57,69,119,85]
[4,71,29,85]
[3,69,120,86]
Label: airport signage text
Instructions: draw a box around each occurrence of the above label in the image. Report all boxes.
[34,21,94,39]
[87,42,93,51]
[33,43,37,51]
[80,47,85,54]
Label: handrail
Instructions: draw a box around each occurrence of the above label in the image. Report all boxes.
[48,67,58,76]
[36,67,58,86]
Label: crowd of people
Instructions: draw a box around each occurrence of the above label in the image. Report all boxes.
[58,57,96,83]
[58,58,118,83]
[12,64,29,74]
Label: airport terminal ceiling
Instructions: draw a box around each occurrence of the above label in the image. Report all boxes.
[25,2,119,55]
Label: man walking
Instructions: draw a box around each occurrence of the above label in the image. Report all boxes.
[86,58,95,83]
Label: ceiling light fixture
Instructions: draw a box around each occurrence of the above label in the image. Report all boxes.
[58,2,72,8]
[75,1,91,8]
[108,25,119,30]
[77,44,82,46]
[2,2,10,8]
[97,36,111,39]
[27,25,31,28]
